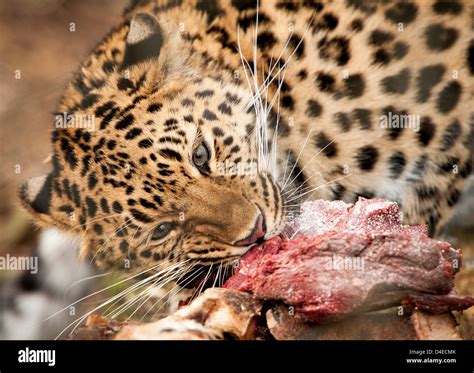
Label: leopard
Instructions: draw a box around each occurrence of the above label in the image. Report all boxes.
[19,0,473,286]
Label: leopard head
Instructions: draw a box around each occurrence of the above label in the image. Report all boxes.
[19,12,286,276]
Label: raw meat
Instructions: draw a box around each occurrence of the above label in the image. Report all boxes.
[224,198,474,322]
[287,197,426,237]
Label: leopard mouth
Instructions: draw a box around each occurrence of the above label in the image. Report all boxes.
[178,209,270,290]
[234,213,266,246]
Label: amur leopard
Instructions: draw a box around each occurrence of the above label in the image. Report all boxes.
[19,0,473,281]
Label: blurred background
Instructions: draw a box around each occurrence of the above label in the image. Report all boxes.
[0,0,473,339]
[0,0,129,339]
[0,0,127,248]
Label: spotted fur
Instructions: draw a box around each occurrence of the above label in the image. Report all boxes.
[20,0,473,273]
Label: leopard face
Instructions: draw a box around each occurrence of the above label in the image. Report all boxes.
[84,76,285,269]
[19,12,285,271]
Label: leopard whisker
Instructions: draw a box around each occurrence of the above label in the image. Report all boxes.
[63,271,113,299]
[267,62,287,177]
[280,130,313,190]
[44,261,165,322]
[282,173,321,200]
[104,264,183,317]
[109,262,191,319]
[49,260,189,338]
[190,263,214,302]
[212,262,223,288]
[145,265,205,321]
[282,134,342,194]
[126,261,200,320]
[258,14,315,100]
[237,25,265,171]
[63,260,191,338]
[282,204,304,208]
[280,150,292,189]
[284,174,352,205]
[105,275,163,319]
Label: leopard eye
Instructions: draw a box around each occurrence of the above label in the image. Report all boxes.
[151,222,173,240]
[192,143,210,169]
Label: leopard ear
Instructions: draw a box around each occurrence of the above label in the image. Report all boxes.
[19,174,77,230]
[19,174,55,226]
[120,12,164,70]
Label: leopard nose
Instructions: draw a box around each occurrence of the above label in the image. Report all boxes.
[234,214,265,246]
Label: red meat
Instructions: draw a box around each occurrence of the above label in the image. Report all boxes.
[224,198,473,322]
